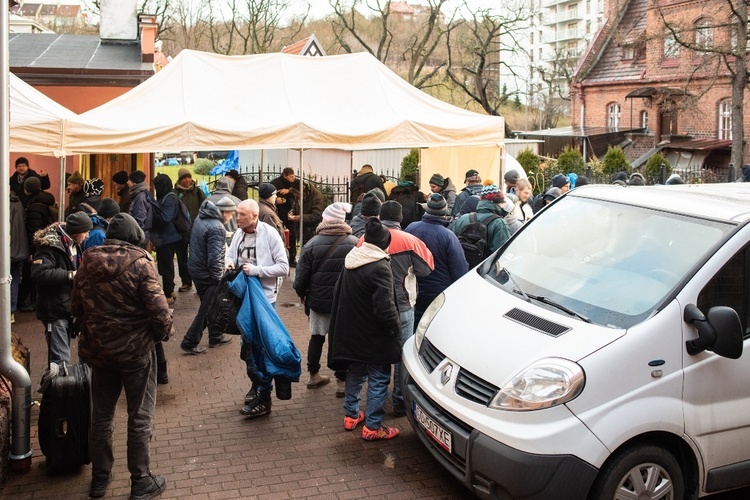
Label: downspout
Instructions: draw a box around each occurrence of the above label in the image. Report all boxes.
[1,2,33,471]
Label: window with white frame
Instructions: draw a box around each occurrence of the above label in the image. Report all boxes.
[641,111,648,131]
[718,99,732,140]
[695,18,713,52]
[608,103,621,129]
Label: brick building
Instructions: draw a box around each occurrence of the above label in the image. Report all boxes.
[571,0,745,172]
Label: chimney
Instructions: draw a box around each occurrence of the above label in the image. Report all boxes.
[139,14,157,63]
[99,0,138,42]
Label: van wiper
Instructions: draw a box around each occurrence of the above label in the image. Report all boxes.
[497,266,531,303]
[525,293,592,323]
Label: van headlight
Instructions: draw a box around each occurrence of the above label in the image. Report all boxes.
[414,293,445,351]
[490,358,584,411]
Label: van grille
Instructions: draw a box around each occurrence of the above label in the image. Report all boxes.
[455,369,499,406]
[418,338,445,373]
[504,308,570,337]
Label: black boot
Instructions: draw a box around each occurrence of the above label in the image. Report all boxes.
[130,473,166,500]
[240,393,271,418]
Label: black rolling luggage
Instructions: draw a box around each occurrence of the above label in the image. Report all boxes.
[38,362,92,473]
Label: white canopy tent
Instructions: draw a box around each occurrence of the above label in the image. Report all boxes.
[64,50,504,153]
[9,72,74,155]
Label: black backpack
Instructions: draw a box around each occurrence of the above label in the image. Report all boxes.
[163,192,192,242]
[207,269,242,335]
[457,213,500,268]
[391,189,424,229]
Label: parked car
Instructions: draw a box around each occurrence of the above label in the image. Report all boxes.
[402,183,750,499]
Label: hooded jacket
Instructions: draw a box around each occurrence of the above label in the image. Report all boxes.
[452,183,483,217]
[388,182,426,229]
[451,200,512,255]
[25,190,55,251]
[207,177,242,238]
[31,225,81,322]
[293,220,358,314]
[174,179,207,220]
[151,173,181,248]
[128,182,155,245]
[189,200,228,285]
[349,167,385,204]
[328,243,401,370]
[81,214,108,251]
[73,237,172,368]
[439,179,458,213]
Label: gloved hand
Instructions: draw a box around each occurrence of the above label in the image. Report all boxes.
[36,362,60,394]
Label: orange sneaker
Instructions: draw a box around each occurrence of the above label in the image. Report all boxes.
[361,424,400,441]
[344,411,365,431]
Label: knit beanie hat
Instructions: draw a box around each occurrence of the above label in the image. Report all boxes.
[552,174,570,189]
[64,211,93,234]
[97,197,120,219]
[404,173,417,184]
[129,170,146,184]
[367,187,386,202]
[425,193,448,215]
[23,176,41,195]
[504,169,520,184]
[429,173,445,187]
[322,202,352,222]
[215,196,238,212]
[67,171,85,186]
[258,183,276,199]
[364,218,391,250]
[106,213,144,246]
[178,168,192,181]
[543,187,563,202]
[84,178,105,197]
[480,184,504,203]
[360,192,382,217]
[112,170,129,185]
[226,169,241,181]
[379,200,403,222]
[576,175,590,187]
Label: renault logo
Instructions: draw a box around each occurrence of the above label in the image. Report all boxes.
[440,364,453,385]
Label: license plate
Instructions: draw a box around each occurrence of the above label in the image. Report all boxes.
[414,403,452,453]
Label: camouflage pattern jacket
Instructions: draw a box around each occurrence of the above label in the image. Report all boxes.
[72,239,173,368]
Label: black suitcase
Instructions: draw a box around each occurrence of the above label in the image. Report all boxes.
[38,362,92,473]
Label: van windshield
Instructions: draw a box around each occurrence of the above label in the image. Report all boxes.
[484,196,733,328]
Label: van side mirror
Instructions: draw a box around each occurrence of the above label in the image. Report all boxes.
[684,304,743,359]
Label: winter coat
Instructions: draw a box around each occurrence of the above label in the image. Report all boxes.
[452,183,483,217]
[73,239,173,368]
[11,169,50,207]
[405,214,468,309]
[207,178,241,238]
[81,215,108,252]
[348,213,375,238]
[188,200,227,285]
[388,182,426,229]
[297,184,326,244]
[128,182,155,244]
[174,180,207,221]
[367,220,434,312]
[229,273,301,382]
[66,188,86,217]
[328,243,401,371]
[10,191,28,263]
[451,200,511,255]
[293,221,358,314]
[439,180,458,213]
[117,184,132,214]
[270,175,297,222]
[31,225,80,322]
[151,174,181,248]
[226,221,289,303]
[259,198,285,242]
[25,191,56,252]
[349,170,385,204]
[232,175,249,201]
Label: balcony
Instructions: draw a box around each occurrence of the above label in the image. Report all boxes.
[555,10,582,23]
[543,0,580,8]
[548,28,580,42]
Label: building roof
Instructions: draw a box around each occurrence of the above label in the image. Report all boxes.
[391,2,414,15]
[580,0,647,84]
[281,34,326,57]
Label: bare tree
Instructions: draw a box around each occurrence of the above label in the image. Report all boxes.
[655,1,748,167]
[159,0,211,53]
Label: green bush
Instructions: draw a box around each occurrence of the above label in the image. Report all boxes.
[556,145,586,175]
[193,158,214,176]
[515,148,540,173]
[601,145,631,175]
[400,148,420,179]
[643,152,672,178]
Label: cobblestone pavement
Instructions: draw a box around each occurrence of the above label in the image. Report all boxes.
[1,266,474,500]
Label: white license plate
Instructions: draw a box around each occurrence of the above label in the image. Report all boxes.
[414,403,452,453]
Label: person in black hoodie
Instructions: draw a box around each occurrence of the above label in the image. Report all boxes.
[388,174,425,229]
[226,169,249,201]
[349,164,385,204]
[21,177,57,311]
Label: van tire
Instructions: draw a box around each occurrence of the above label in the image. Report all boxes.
[589,444,684,500]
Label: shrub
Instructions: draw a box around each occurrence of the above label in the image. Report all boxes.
[193,158,214,176]
[588,154,603,175]
[400,148,419,179]
[515,148,540,173]
[601,145,631,175]
[643,152,672,178]
[556,145,586,175]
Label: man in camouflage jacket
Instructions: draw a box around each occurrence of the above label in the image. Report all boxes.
[72,212,173,499]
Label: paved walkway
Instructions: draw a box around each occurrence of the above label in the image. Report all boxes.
[1,267,473,499]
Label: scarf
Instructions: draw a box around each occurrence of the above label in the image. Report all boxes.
[316,219,352,236]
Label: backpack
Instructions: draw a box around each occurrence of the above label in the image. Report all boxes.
[391,188,424,229]
[163,192,192,242]
[207,269,242,335]
[457,213,500,268]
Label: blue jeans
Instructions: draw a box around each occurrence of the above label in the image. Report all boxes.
[44,318,71,364]
[344,362,391,430]
[392,309,414,413]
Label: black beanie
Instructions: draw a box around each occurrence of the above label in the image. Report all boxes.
[97,197,120,219]
[379,200,403,222]
[112,170,129,185]
[364,218,391,250]
[129,170,146,184]
[64,212,93,234]
[106,213,145,246]
[360,192,382,217]
[23,176,41,195]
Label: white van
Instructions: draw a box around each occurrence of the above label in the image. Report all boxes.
[401,183,750,499]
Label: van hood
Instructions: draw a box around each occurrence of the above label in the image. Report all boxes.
[424,269,625,386]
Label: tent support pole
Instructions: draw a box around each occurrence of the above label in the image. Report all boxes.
[58,156,66,220]
[259,150,264,188]
[298,149,304,256]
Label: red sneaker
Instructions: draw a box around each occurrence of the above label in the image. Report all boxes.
[344,411,365,431]
[361,424,400,440]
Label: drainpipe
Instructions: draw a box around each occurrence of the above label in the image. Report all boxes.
[2,2,33,471]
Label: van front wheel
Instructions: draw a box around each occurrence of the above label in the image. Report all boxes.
[589,445,684,500]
